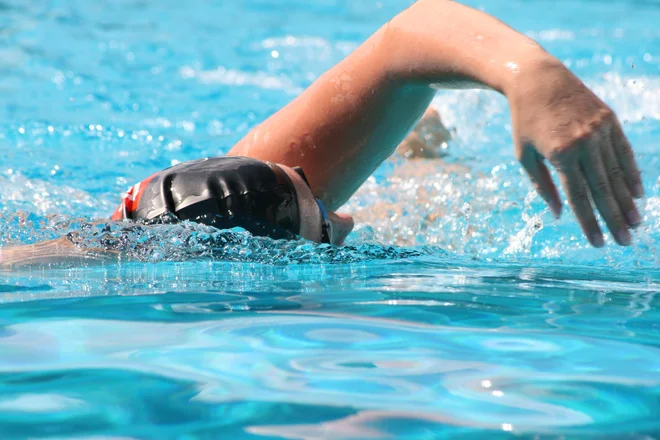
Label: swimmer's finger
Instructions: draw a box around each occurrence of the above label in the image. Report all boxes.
[600,133,641,229]
[559,167,604,248]
[520,149,562,218]
[611,120,644,198]
[581,138,630,246]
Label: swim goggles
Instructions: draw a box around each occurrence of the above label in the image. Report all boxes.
[315,197,333,244]
[289,164,333,244]
[274,163,333,244]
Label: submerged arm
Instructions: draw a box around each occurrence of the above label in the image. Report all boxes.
[0,237,119,270]
[229,0,643,247]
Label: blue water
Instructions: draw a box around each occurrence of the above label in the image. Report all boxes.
[1,0,660,438]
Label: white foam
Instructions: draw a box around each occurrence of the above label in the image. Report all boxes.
[179,65,301,93]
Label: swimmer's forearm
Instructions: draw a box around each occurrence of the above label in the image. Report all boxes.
[383,0,554,94]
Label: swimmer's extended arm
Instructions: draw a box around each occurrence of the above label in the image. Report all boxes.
[229,0,643,247]
[0,237,119,270]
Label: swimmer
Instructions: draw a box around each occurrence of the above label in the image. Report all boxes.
[0,0,644,268]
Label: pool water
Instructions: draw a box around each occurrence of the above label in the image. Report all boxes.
[1,0,659,438]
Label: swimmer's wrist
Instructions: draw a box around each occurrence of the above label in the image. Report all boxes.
[498,50,565,97]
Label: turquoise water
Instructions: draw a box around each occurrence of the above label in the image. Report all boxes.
[1,0,660,438]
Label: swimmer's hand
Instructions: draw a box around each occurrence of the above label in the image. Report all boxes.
[509,58,643,247]
[396,107,452,159]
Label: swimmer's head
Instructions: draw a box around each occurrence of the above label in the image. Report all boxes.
[118,156,353,245]
[274,163,354,246]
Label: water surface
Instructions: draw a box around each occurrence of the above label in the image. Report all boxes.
[1,0,659,438]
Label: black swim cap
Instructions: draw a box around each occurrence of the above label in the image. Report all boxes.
[114,156,303,240]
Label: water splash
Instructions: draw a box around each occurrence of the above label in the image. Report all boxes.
[1,1,660,438]
[0,212,433,267]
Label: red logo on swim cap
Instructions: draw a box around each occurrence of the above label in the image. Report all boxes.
[111,174,156,220]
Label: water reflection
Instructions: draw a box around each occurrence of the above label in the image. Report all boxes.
[0,0,659,437]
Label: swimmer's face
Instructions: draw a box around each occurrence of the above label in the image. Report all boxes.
[278,164,354,245]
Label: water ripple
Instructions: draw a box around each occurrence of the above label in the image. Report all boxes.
[0,0,659,437]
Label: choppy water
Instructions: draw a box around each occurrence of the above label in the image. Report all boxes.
[1,0,659,438]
